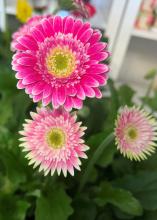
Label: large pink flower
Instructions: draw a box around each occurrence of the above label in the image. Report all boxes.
[19,107,89,176]
[115,106,157,161]
[11,15,50,52]
[12,16,109,110]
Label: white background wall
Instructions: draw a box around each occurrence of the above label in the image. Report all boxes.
[119,37,157,87]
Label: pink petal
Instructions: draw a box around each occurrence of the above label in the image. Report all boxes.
[66,86,77,96]
[93,88,102,99]
[25,84,34,94]
[72,19,83,37]
[90,52,109,61]
[12,64,33,72]
[88,30,102,44]
[31,27,45,42]
[88,42,107,55]
[52,88,59,109]
[42,19,54,37]
[13,42,27,51]
[22,74,41,85]
[79,28,93,44]
[42,94,52,106]
[32,82,45,95]
[64,16,74,34]
[57,87,66,105]
[72,97,83,109]
[81,75,99,87]
[53,16,63,33]
[43,84,52,98]
[17,57,36,66]
[77,22,90,39]
[17,80,25,89]
[87,64,109,74]
[64,97,73,111]
[17,35,38,51]
[83,85,95,98]
[76,84,85,100]
[33,94,43,102]
[92,74,106,86]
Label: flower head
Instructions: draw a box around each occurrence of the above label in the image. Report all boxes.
[115,106,157,161]
[19,107,89,176]
[11,15,50,52]
[73,0,89,18]
[16,0,32,23]
[73,0,96,18]
[12,16,109,110]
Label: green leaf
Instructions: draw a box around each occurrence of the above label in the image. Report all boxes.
[35,186,73,220]
[97,144,116,168]
[114,171,157,210]
[141,91,157,110]
[0,70,17,94]
[71,196,97,220]
[0,195,30,220]
[118,85,135,106]
[0,99,13,126]
[12,92,32,130]
[95,182,143,216]
[0,149,26,192]
[144,69,157,80]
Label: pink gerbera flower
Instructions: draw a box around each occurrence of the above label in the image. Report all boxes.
[115,106,157,161]
[19,107,89,176]
[12,16,109,110]
[11,15,50,52]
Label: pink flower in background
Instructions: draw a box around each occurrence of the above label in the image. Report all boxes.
[11,15,50,52]
[73,0,96,19]
[115,106,157,161]
[12,16,109,110]
[19,107,89,176]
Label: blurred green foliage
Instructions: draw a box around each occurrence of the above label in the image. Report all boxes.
[0,29,157,220]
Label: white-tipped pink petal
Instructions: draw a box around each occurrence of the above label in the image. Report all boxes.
[19,107,89,176]
[115,106,157,161]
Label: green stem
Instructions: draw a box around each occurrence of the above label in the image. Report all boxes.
[78,132,114,192]
[142,75,156,108]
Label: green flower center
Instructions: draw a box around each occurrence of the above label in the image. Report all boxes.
[46,47,76,78]
[46,128,66,149]
[126,126,138,141]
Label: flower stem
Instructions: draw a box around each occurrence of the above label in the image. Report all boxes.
[78,132,115,192]
[142,72,157,108]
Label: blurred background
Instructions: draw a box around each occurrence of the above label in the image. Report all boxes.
[1,0,157,220]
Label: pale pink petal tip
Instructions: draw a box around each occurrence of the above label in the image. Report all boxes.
[19,107,89,177]
[12,15,110,110]
[115,106,157,161]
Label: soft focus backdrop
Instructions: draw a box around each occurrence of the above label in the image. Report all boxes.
[1,0,157,220]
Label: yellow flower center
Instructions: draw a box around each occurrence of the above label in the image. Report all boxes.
[46,47,76,78]
[46,128,66,149]
[126,126,138,141]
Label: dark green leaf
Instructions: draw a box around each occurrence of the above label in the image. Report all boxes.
[95,182,142,216]
[97,144,116,168]
[0,149,26,192]
[0,195,29,220]
[114,171,157,210]
[35,186,73,220]
[71,196,97,220]
[118,85,135,106]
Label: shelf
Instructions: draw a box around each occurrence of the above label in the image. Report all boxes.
[132,29,157,41]
[6,6,16,15]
